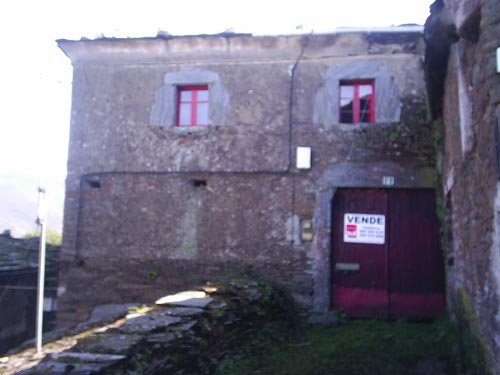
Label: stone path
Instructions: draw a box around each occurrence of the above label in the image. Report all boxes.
[0,279,289,375]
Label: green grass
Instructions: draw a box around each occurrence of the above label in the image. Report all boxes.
[23,229,62,246]
[215,318,462,375]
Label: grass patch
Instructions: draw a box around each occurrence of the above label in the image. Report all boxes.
[215,318,462,375]
[23,229,62,246]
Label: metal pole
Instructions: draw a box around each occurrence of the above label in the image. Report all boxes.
[35,186,47,353]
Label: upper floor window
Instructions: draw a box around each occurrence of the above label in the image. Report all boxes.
[177,85,209,126]
[339,81,375,124]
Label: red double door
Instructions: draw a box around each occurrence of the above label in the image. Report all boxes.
[331,189,444,318]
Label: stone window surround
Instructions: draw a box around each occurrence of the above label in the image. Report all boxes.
[150,69,230,129]
[313,60,402,127]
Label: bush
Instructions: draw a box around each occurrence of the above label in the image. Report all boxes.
[23,229,62,246]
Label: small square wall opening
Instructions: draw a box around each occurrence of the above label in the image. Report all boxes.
[192,179,207,187]
[85,177,101,189]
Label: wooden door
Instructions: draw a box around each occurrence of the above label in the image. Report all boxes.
[387,190,445,317]
[331,189,389,318]
[331,189,444,318]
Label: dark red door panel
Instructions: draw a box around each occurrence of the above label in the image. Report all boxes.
[388,190,444,317]
[331,188,444,319]
[331,189,389,318]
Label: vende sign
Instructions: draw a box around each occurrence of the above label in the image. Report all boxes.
[344,213,386,244]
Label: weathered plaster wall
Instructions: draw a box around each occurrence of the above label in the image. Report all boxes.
[427,0,500,372]
[58,31,435,328]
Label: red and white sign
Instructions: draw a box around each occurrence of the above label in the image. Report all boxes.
[343,213,385,244]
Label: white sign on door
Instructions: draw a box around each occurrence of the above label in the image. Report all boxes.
[343,213,385,244]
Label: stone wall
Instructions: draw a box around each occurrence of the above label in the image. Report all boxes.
[426,0,500,373]
[57,30,436,328]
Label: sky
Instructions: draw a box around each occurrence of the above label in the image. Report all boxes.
[0,0,433,183]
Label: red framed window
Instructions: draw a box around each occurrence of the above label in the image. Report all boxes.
[339,81,375,124]
[177,85,209,126]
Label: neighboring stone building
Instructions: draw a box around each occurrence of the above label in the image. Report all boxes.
[0,231,59,354]
[425,0,500,373]
[57,27,443,328]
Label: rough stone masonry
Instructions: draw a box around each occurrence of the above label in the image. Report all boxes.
[57,29,436,328]
[425,0,500,373]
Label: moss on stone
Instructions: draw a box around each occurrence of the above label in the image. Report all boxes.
[455,288,495,375]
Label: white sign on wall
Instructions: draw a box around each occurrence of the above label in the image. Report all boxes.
[343,213,386,244]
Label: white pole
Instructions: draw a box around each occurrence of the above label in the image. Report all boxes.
[35,185,47,353]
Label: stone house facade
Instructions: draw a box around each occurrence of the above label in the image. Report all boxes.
[57,28,441,328]
[425,0,500,373]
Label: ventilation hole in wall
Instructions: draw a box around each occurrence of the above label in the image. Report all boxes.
[86,179,101,189]
[192,179,207,188]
